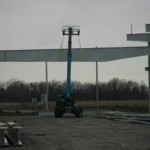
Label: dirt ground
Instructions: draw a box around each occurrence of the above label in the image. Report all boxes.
[0,114,150,150]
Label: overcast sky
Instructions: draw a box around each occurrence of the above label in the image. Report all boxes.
[0,0,150,84]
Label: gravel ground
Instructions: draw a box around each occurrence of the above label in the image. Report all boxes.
[0,115,150,150]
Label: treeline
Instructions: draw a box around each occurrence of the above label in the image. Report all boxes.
[0,78,148,103]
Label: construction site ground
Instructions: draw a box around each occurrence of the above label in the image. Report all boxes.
[0,112,150,150]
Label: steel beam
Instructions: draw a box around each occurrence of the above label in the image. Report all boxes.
[127,33,150,42]
[45,62,48,111]
[146,42,150,113]
[96,61,99,114]
[1,47,150,62]
[148,55,150,113]
[148,42,150,113]
[0,126,8,146]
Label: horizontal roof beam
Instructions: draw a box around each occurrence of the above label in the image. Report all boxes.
[127,33,150,42]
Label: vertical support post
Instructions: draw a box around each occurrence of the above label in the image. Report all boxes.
[45,61,48,111]
[96,61,99,114]
[148,42,150,113]
[131,24,133,34]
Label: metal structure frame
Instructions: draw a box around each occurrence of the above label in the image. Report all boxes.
[127,24,150,113]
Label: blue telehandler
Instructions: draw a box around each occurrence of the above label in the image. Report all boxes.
[54,26,83,118]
